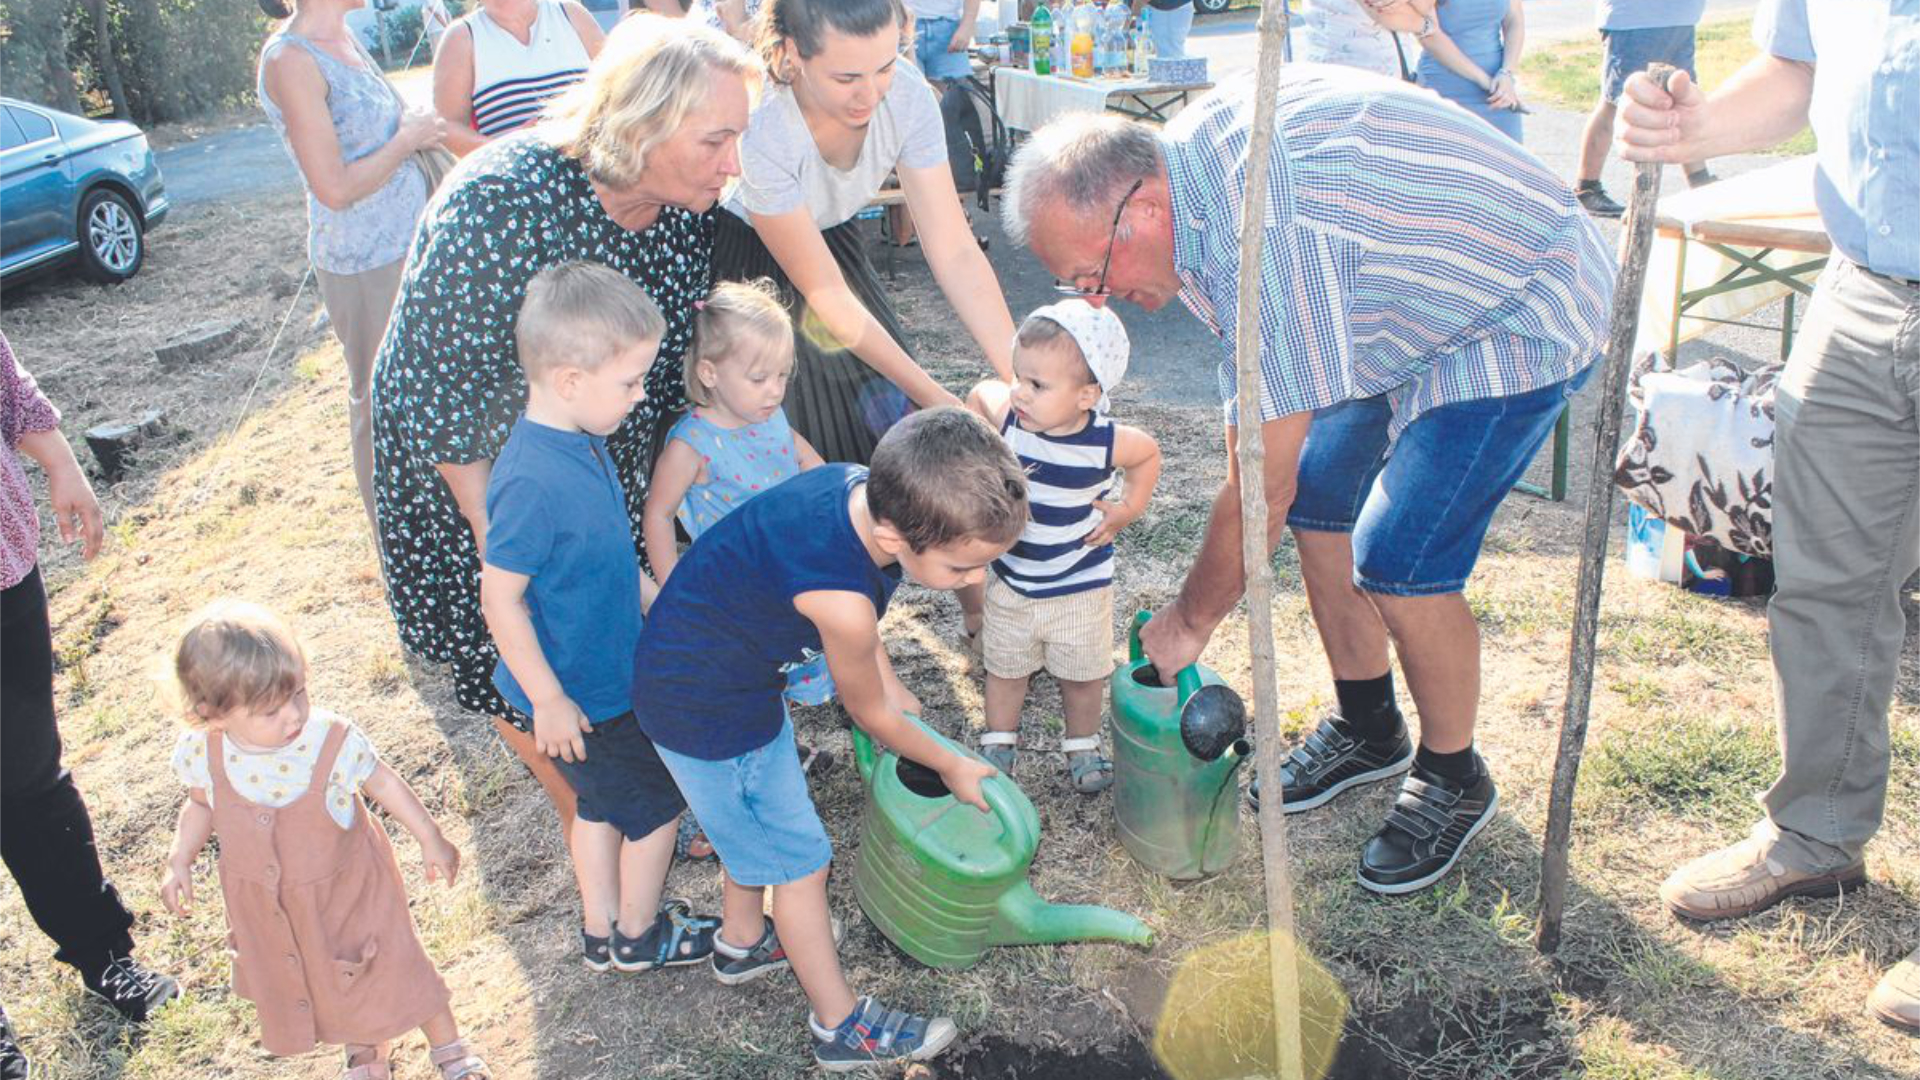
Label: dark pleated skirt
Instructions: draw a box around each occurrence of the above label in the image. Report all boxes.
[711,211,915,465]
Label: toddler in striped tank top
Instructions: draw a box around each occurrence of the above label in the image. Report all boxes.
[962,301,1161,794]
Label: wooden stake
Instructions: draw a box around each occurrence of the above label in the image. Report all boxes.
[1535,67,1677,956]
[1235,4,1304,1077]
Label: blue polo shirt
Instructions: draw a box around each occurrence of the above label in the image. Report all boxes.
[1757,0,1920,281]
[632,465,902,761]
[484,416,644,723]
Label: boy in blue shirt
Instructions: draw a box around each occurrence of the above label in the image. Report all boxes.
[479,261,718,976]
[633,407,1025,1071]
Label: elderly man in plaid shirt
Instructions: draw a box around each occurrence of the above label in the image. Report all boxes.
[1004,68,1614,895]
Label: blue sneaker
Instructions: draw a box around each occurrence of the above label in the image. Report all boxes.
[810,996,958,1072]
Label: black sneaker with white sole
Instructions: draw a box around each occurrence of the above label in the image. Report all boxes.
[1357,759,1498,895]
[1247,713,1414,814]
[710,914,843,986]
[1,1004,28,1080]
[80,952,178,1023]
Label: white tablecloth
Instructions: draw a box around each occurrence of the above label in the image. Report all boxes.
[991,65,1201,132]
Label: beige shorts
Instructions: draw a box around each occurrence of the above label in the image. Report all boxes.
[983,575,1115,683]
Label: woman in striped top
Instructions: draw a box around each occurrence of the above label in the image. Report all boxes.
[433,0,605,156]
[963,302,1161,794]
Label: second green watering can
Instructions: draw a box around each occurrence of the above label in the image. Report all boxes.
[850,716,1153,970]
[1111,611,1252,879]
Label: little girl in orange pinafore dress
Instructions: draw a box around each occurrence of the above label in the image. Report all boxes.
[158,600,490,1080]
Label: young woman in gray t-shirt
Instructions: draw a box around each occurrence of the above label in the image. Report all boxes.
[712,0,1014,464]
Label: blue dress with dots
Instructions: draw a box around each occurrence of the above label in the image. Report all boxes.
[666,407,835,705]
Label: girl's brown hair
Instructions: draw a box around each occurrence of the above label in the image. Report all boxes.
[173,600,306,726]
[756,0,908,84]
[685,278,794,407]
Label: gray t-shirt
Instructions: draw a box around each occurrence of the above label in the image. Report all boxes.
[724,61,948,230]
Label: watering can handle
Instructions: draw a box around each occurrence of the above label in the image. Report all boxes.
[1128,609,1207,708]
[853,726,876,784]
[981,772,1037,854]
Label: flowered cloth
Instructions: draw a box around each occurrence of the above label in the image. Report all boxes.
[1,331,60,589]
[171,709,382,830]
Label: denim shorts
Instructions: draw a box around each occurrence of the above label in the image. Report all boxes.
[652,714,833,888]
[1601,26,1697,103]
[548,712,687,842]
[1286,364,1594,597]
[914,16,974,81]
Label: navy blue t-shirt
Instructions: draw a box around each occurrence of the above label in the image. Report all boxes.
[632,465,901,760]
[485,416,644,722]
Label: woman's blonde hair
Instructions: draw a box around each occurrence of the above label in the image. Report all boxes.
[685,279,794,407]
[173,600,307,726]
[545,14,761,190]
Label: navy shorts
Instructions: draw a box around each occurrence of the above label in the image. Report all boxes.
[547,712,686,842]
[1286,364,1594,597]
[1601,26,1697,103]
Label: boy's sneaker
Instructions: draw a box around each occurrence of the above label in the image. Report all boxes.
[1247,714,1413,814]
[582,929,613,973]
[1,1004,28,1080]
[711,913,844,986]
[1356,757,1498,895]
[613,899,719,973]
[80,952,178,1023]
[811,996,958,1072]
[1576,184,1626,219]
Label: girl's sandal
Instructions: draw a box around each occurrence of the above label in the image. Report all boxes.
[979,731,1019,773]
[1062,736,1114,795]
[428,1039,491,1080]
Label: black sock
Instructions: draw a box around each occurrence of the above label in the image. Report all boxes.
[1415,744,1480,785]
[1334,673,1402,744]
[1575,179,1603,192]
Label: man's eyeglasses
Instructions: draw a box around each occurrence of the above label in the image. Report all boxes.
[1053,178,1145,299]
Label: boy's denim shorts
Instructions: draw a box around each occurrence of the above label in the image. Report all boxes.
[1286,364,1594,597]
[1600,26,1697,103]
[547,712,687,842]
[653,713,833,888]
[914,16,973,81]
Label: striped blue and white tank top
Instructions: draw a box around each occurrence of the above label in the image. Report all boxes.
[467,1,590,138]
[991,411,1117,599]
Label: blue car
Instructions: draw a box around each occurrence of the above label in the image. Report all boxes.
[1,97,170,285]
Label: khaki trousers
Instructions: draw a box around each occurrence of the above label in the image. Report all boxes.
[313,257,405,537]
[1762,257,1920,873]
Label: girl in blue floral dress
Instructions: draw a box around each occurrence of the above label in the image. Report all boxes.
[642,280,833,705]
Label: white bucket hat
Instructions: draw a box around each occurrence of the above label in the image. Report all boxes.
[1020,300,1131,413]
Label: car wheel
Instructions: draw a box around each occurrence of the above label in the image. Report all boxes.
[77,187,144,284]
[1194,0,1234,14]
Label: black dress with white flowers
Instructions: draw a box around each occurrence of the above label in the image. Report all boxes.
[370,131,707,718]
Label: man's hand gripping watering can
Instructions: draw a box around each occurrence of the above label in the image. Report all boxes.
[1111,611,1253,879]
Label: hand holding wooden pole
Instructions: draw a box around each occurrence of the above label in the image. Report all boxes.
[1235,3,1305,1077]
[1535,64,1678,956]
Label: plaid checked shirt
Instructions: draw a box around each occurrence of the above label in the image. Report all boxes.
[1163,68,1616,435]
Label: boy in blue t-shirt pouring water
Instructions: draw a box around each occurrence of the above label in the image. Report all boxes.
[632,408,1026,1071]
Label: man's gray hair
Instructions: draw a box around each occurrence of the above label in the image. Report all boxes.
[1002,113,1164,247]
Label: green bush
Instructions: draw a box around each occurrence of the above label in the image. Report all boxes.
[0,0,267,124]
[360,4,425,66]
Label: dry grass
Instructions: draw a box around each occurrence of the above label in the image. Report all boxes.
[1,193,1916,1080]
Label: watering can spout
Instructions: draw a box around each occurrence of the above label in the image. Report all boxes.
[989,881,1154,950]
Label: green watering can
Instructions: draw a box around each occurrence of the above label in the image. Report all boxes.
[1111,611,1252,879]
[850,716,1154,970]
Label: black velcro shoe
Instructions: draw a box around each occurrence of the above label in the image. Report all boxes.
[1357,759,1498,895]
[81,952,179,1023]
[1,1004,29,1080]
[1248,714,1414,814]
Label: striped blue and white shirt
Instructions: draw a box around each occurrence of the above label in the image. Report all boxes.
[1162,67,1616,436]
[991,411,1117,599]
[466,1,590,138]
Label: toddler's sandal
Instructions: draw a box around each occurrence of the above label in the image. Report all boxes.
[979,731,1019,773]
[342,1051,391,1080]
[428,1039,491,1080]
[613,898,720,972]
[675,815,717,862]
[1063,736,1113,795]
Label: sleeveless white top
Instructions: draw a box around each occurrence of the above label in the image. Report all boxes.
[467,1,590,137]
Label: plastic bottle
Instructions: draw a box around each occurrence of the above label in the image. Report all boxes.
[1071,8,1094,79]
[1132,8,1155,78]
[1031,4,1053,75]
[1104,3,1129,76]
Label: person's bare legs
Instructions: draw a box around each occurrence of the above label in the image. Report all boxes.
[568,818,621,937]
[1294,529,1391,682]
[615,819,677,937]
[1367,592,1480,753]
[772,867,857,1029]
[718,869,766,954]
[1059,678,1103,741]
[1578,97,1617,184]
[958,581,985,640]
[492,716,578,833]
[984,671,1029,736]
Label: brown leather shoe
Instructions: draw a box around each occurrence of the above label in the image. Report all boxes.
[1659,838,1867,921]
[1868,947,1920,1033]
